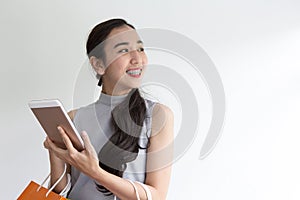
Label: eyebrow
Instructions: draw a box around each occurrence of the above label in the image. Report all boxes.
[113,40,144,49]
[137,40,143,44]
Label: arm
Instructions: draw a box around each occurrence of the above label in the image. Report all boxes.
[92,104,174,200]
[46,104,174,200]
[144,103,174,199]
[44,110,76,193]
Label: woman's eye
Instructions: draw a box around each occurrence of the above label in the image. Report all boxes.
[138,47,144,52]
[118,49,129,53]
[118,47,144,53]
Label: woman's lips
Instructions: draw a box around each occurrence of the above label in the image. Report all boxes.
[126,68,142,78]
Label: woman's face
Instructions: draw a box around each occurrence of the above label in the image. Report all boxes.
[101,25,148,95]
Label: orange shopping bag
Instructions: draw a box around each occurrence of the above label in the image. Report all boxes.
[17,165,68,200]
[17,181,67,200]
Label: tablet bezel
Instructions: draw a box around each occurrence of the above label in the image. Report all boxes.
[29,99,85,151]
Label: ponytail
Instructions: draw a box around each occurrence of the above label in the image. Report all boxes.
[96,88,149,195]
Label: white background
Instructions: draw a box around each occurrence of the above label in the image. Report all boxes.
[1,0,300,199]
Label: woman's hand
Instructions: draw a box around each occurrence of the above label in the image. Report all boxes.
[44,140,65,166]
[44,126,100,177]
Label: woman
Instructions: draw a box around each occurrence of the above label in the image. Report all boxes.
[44,18,174,200]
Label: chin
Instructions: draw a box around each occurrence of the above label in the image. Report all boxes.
[112,75,143,92]
[111,82,141,94]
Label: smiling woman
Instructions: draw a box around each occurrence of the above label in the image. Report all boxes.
[93,25,148,95]
[43,18,174,200]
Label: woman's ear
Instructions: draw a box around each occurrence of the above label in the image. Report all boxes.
[89,56,105,76]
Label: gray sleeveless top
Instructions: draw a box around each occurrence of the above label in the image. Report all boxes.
[68,92,156,200]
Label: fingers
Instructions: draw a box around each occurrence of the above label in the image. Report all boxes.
[43,137,49,149]
[57,126,76,151]
[44,135,68,161]
[81,131,91,149]
[44,136,57,150]
[81,131,98,159]
[57,126,79,165]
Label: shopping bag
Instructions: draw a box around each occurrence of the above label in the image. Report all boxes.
[17,180,67,200]
[17,164,68,200]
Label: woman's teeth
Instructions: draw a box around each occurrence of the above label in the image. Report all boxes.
[126,69,142,76]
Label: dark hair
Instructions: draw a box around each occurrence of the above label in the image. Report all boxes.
[86,18,148,195]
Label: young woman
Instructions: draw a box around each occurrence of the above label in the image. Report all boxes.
[44,18,174,200]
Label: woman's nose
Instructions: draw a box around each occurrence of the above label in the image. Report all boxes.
[130,50,142,65]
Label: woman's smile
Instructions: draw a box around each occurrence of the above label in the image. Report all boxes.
[126,67,143,78]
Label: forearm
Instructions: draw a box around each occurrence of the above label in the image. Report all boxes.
[92,168,161,200]
[49,152,69,193]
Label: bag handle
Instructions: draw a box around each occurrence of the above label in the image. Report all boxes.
[135,181,152,200]
[37,164,67,197]
[113,179,152,200]
[113,179,141,200]
[128,179,140,200]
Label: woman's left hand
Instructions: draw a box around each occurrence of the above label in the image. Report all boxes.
[44,126,100,177]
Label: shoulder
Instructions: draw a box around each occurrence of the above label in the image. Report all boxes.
[144,98,173,116]
[151,103,174,138]
[153,103,173,115]
[152,103,174,122]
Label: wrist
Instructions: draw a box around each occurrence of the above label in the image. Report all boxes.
[91,165,107,184]
[49,152,65,166]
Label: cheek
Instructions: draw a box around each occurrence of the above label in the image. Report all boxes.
[105,53,124,67]
[113,56,129,70]
[106,57,128,76]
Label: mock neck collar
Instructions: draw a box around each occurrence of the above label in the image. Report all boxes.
[97,92,128,106]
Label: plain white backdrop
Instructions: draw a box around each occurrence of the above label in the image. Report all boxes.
[1,0,300,199]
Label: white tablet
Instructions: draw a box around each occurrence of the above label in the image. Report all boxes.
[29,99,85,151]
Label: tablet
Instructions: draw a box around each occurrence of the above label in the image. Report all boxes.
[29,99,85,151]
